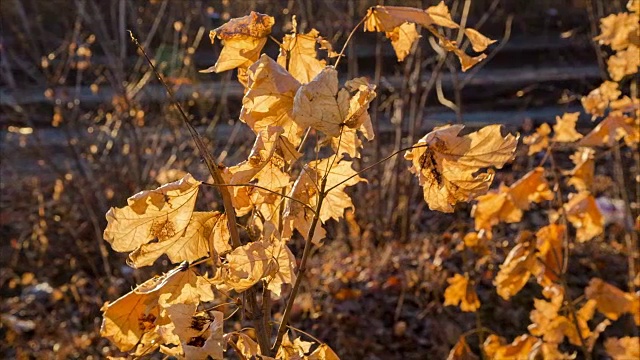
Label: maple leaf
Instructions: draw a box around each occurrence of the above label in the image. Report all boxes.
[552,112,583,142]
[292,67,376,138]
[447,336,479,360]
[222,238,296,297]
[579,111,639,147]
[564,192,604,242]
[405,124,518,212]
[605,337,640,360]
[278,26,326,83]
[385,23,420,62]
[443,273,481,312]
[483,334,540,360]
[240,54,303,146]
[608,44,640,81]
[564,148,595,191]
[523,123,551,155]
[104,174,201,264]
[165,303,224,359]
[464,28,496,52]
[129,211,230,268]
[100,266,213,351]
[581,81,621,117]
[201,12,275,86]
[494,232,541,300]
[585,278,640,324]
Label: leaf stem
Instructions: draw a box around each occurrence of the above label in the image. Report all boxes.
[334,16,366,68]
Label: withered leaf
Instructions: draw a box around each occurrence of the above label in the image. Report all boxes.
[443,273,481,312]
[564,192,604,242]
[278,27,326,84]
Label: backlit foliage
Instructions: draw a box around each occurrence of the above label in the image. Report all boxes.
[99,2,638,359]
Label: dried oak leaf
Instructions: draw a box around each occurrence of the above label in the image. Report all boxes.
[104,174,201,267]
[564,147,595,192]
[240,54,303,146]
[100,266,213,352]
[447,336,479,360]
[201,12,275,86]
[523,123,551,155]
[552,112,583,142]
[564,192,604,242]
[292,67,376,138]
[222,238,295,297]
[585,278,640,324]
[494,232,541,300]
[443,273,481,312]
[581,81,621,118]
[165,303,224,360]
[405,124,518,213]
[278,26,326,84]
[605,337,640,360]
[385,23,421,62]
[579,111,639,147]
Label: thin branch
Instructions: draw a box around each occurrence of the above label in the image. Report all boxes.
[334,16,366,68]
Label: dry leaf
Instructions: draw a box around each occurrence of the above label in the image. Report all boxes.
[608,44,640,81]
[201,12,275,86]
[165,303,224,359]
[552,112,583,142]
[386,22,420,62]
[564,192,604,242]
[565,148,595,191]
[240,54,303,146]
[579,111,639,146]
[307,343,340,360]
[464,28,496,52]
[405,124,518,212]
[278,27,326,83]
[594,12,640,51]
[104,174,201,266]
[605,337,640,360]
[585,278,639,324]
[447,336,479,360]
[364,4,458,33]
[528,286,566,344]
[483,334,540,359]
[581,81,621,117]
[494,232,540,300]
[523,123,551,155]
[443,273,481,312]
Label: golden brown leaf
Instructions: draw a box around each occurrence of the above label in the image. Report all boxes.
[165,303,224,359]
[101,266,213,352]
[494,232,540,300]
[581,81,621,118]
[472,185,520,234]
[579,111,639,146]
[605,337,640,360]
[535,224,564,285]
[364,4,458,33]
[483,334,540,360]
[509,167,554,210]
[464,28,496,52]
[240,55,303,146]
[447,336,479,360]
[594,12,640,51]
[201,12,275,85]
[564,192,604,242]
[278,27,326,84]
[528,285,566,344]
[608,44,640,81]
[386,23,420,62]
[523,123,551,155]
[443,273,481,312]
[307,343,340,360]
[585,278,639,324]
[406,124,518,212]
[104,174,201,266]
[552,112,583,142]
[565,147,595,192]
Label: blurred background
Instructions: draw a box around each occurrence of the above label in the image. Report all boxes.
[0,0,632,358]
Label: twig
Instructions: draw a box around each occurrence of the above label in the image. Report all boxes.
[334,16,366,68]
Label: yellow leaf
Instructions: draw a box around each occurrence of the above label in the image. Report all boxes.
[565,148,595,191]
[535,224,565,285]
[435,35,487,71]
[278,28,326,84]
[104,174,201,264]
[364,4,458,33]
[386,23,420,62]
[129,211,229,268]
[447,336,479,360]
[483,334,540,360]
[443,273,481,312]
[240,54,303,146]
[222,238,296,297]
[100,266,213,352]
[605,337,640,360]
[464,28,496,52]
[405,124,518,212]
[307,343,340,360]
[331,126,363,159]
[594,12,640,51]
[585,278,639,324]
[581,81,621,118]
[509,167,554,210]
[552,112,583,142]
[277,333,315,359]
[494,232,540,300]
[523,123,551,155]
[528,286,566,344]
[579,111,639,146]
[165,303,224,359]
[564,192,604,242]
[472,186,520,234]
[201,12,275,85]
[608,44,640,81]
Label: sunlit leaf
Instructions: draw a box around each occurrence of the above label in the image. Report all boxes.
[585,278,639,324]
[447,336,479,360]
[494,232,540,300]
[605,337,640,360]
[564,192,604,242]
[523,123,551,155]
[278,27,326,83]
[443,273,481,312]
[386,23,420,62]
[464,28,496,52]
[552,112,583,142]
[565,148,595,192]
